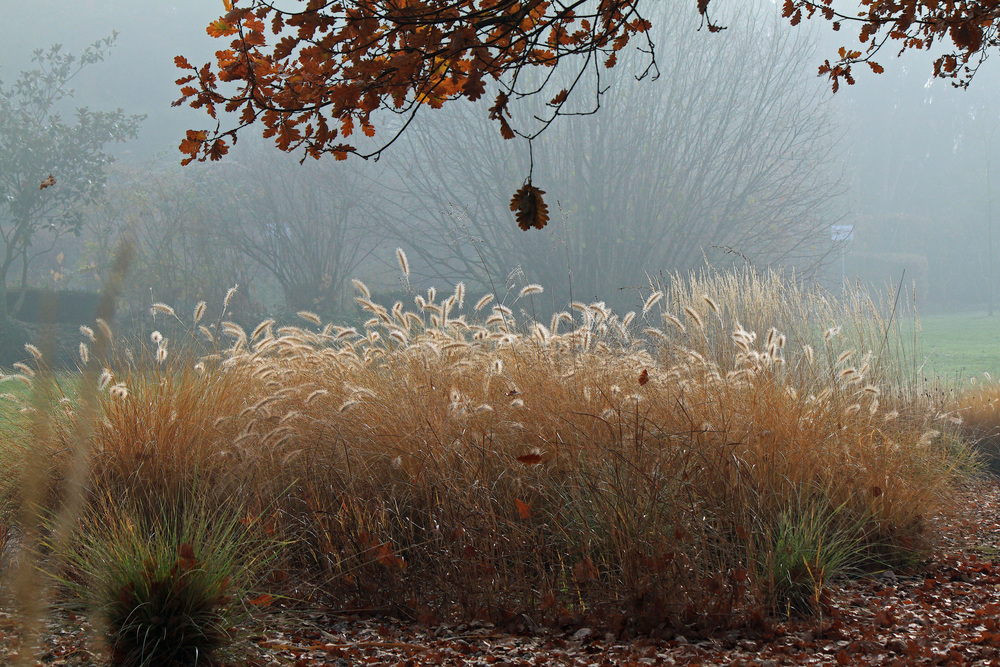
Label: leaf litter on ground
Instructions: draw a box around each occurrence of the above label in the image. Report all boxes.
[5,478,1000,665]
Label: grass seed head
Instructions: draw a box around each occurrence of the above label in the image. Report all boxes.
[150,302,177,318]
[642,291,664,314]
[703,294,720,315]
[335,327,359,340]
[297,311,322,326]
[251,319,276,340]
[518,284,544,298]
[474,294,494,311]
[223,284,238,310]
[305,389,328,404]
[396,248,410,278]
[13,362,34,377]
[663,313,685,332]
[95,318,113,341]
[351,278,372,299]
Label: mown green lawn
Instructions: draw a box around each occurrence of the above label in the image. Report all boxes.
[917,312,1000,382]
[0,372,78,428]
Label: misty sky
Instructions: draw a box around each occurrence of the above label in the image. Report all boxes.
[1,0,222,157]
[6,0,1000,308]
[4,0,997,196]
[2,0,992,159]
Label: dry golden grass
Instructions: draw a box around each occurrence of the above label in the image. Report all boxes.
[647,267,922,393]
[0,265,975,636]
[947,377,1000,473]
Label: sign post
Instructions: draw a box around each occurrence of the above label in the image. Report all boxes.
[831,225,855,290]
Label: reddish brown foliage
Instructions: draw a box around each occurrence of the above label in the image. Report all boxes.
[174,0,661,226]
[509,181,549,231]
[740,0,1000,92]
[176,0,999,229]
[174,0,653,165]
[176,0,1000,157]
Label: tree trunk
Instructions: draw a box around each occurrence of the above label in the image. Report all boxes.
[0,266,26,367]
[11,248,29,318]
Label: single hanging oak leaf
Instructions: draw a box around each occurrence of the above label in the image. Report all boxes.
[510,182,549,231]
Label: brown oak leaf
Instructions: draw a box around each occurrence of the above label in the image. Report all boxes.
[509,181,549,231]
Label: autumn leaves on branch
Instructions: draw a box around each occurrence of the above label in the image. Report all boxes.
[174,0,652,162]
[175,0,1000,229]
[772,0,1000,92]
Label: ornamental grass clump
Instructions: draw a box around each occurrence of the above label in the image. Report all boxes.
[48,490,272,667]
[0,259,974,634]
[747,492,866,617]
[166,261,957,626]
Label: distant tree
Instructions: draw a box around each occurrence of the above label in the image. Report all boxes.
[0,37,143,336]
[85,151,380,319]
[83,163,262,322]
[827,60,1000,310]
[175,0,998,226]
[379,2,842,309]
[221,149,380,314]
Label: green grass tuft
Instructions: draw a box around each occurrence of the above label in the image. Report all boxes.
[48,489,275,667]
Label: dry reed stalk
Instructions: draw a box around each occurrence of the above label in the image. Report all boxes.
[0,241,134,666]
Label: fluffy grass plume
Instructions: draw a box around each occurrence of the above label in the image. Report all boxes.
[396,248,410,278]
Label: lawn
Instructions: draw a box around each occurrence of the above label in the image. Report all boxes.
[917,311,1000,382]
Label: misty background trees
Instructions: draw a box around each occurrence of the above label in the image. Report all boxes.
[4,0,1000,366]
[836,54,1000,308]
[83,152,380,320]
[0,37,142,357]
[380,1,842,311]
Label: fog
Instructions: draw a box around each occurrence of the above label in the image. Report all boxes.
[4,0,1000,328]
